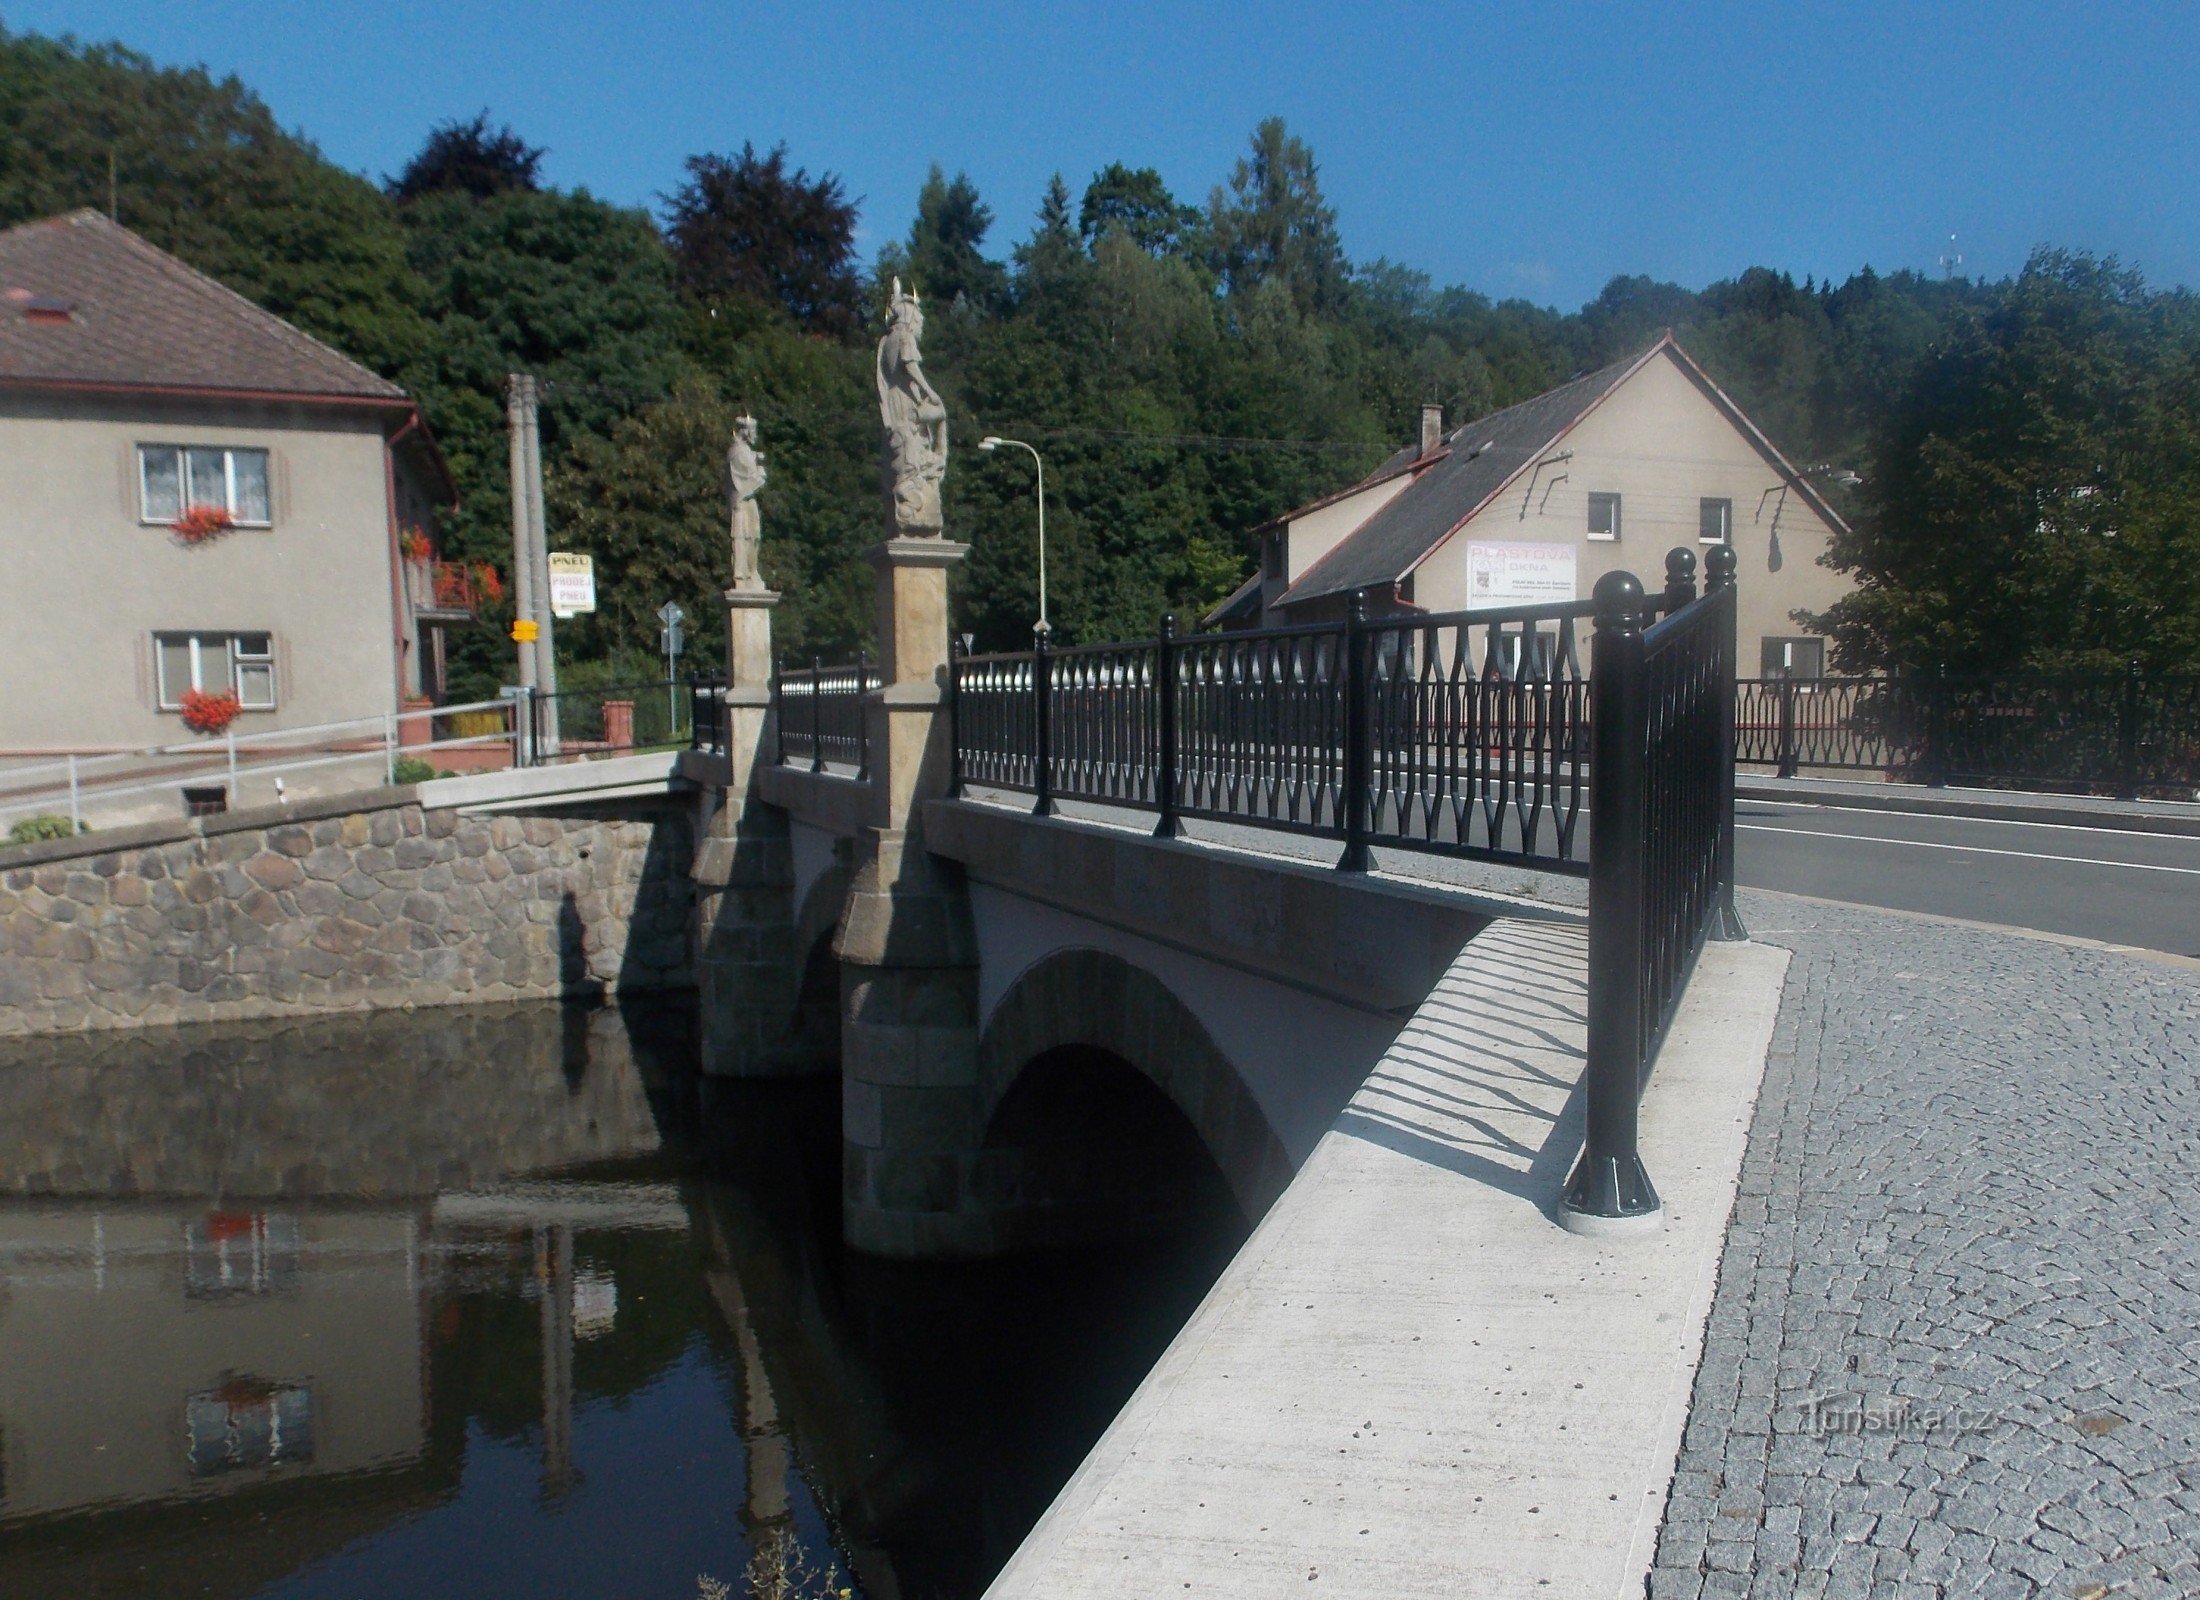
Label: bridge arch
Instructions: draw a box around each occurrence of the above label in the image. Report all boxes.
[976,948,1295,1224]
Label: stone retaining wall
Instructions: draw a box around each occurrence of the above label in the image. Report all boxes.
[0,788,694,1036]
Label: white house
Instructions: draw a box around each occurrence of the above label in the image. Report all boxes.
[0,210,468,768]
[1214,333,1853,678]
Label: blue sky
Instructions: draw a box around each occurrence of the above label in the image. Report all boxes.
[10,0,2196,307]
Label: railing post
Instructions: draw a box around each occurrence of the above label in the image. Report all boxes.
[2116,656,2142,801]
[1338,590,1373,871]
[1662,546,1697,616]
[809,654,825,774]
[855,649,873,783]
[67,754,81,835]
[1562,569,1660,1233]
[1777,676,1800,779]
[1032,626,1058,816]
[946,637,964,799]
[1706,543,1745,941]
[772,657,787,767]
[1154,614,1185,838]
[1924,663,1949,788]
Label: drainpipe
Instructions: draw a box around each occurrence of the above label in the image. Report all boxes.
[384,411,424,716]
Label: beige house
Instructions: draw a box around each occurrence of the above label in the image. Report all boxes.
[1218,333,1852,676]
[0,210,464,762]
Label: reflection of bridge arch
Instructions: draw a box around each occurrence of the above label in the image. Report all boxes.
[976,949,1293,1222]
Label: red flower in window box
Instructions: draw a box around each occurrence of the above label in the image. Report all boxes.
[399,526,433,564]
[179,688,242,734]
[473,561,506,604]
[173,503,236,544]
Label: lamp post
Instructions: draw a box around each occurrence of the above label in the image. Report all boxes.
[979,435,1049,638]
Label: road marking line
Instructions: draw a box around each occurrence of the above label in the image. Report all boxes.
[1738,823,2200,876]
[1741,796,2198,840]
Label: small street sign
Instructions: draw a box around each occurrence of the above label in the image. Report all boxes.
[658,601,686,665]
[548,552,596,618]
[510,618,540,643]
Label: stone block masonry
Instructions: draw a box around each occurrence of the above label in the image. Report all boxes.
[0,787,694,1036]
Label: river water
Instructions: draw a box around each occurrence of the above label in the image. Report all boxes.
[0,998,1246,1600]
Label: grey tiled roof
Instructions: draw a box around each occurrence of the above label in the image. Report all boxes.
[1280,351,1647,605]
[0,209,407,402]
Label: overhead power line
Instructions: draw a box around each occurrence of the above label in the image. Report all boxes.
[534,376,1392,458]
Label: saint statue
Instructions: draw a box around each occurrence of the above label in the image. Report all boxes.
[727,413,766,589]
[876,278,948,536]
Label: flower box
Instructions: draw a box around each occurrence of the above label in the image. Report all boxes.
[179,688,242,734]
[173,504,236,545]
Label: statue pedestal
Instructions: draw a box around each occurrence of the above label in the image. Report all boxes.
[864,539,966,830]
[836,536,982,1255]
[696,585,804,1080]
[720,586,779,797]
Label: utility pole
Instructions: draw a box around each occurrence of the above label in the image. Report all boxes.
[507,374,559,752]
[507,375,539,694]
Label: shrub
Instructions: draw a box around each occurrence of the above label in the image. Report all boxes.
[390,755,440,785]
[7,813,83,844]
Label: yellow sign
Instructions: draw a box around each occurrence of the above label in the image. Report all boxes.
[511,619,540,643]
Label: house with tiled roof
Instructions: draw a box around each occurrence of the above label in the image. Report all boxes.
[1215,333,1853,679]
[0,209,467,770]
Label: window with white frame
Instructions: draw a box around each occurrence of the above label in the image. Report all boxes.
[154,632,277,710]
[1699,497,1733,544]
[138,445,272,525]
[1759,637,1825,680]
[1587,491,1622,542]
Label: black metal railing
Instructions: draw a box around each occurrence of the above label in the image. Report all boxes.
[688,675,728,755]
[774,655,879,777]
[1736,666,2200,799]
[524,680,694,763]
[952,597,1603,874]
[1563,549,1742,1224]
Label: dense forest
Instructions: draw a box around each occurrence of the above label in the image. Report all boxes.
[4,28,2196,687]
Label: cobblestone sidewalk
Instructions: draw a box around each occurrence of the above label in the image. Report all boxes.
[1651,894,2200,1600]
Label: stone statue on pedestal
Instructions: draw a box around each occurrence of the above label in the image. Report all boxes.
[727,413,766,590]
[876,278,948,536]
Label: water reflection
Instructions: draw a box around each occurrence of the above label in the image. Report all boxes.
[0,999,1243,1600]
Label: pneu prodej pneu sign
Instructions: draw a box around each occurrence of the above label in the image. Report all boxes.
[548,552,596,619]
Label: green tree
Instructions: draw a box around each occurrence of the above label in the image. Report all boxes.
[1079,162,1201,258]
[1814,251,2200,674]
[387,111,543,203]
[662,143,863,334]
[0,29,431,374]
[1207,118,1345,312]
[895,164,1006,310]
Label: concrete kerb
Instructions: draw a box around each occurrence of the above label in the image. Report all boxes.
[1737,774,2200,836]
[982,926,1789,1600]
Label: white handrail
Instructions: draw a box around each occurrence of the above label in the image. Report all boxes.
[0,696,518,788]
[0,730,524,825]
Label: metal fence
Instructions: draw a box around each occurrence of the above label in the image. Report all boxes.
[954,599,1604,874]
[1736,668,2200,799]
[525,680,702,762]
[774,656,881,776]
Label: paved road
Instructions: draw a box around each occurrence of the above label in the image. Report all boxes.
[1651,892,2200,1600]
[1735,800,2200,959]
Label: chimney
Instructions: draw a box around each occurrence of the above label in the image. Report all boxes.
[1419,403,1443,458]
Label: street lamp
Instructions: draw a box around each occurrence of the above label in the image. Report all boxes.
[979,435,1049,637]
